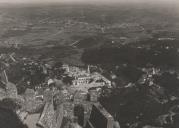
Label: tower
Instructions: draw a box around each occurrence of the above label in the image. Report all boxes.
[87,65,90,74]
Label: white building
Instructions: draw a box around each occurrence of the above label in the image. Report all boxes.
[72,76,91,86]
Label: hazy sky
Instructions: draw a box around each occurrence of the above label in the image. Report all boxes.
[0,0,178,4]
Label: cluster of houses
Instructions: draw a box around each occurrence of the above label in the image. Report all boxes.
[62,64,112,92]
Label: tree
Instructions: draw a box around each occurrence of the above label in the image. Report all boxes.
[0,107,28,128]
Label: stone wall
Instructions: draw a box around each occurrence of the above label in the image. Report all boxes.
[37,102,55,128]
[37,101,64,128]
[55,104,64,128]
[86,103,114,128]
